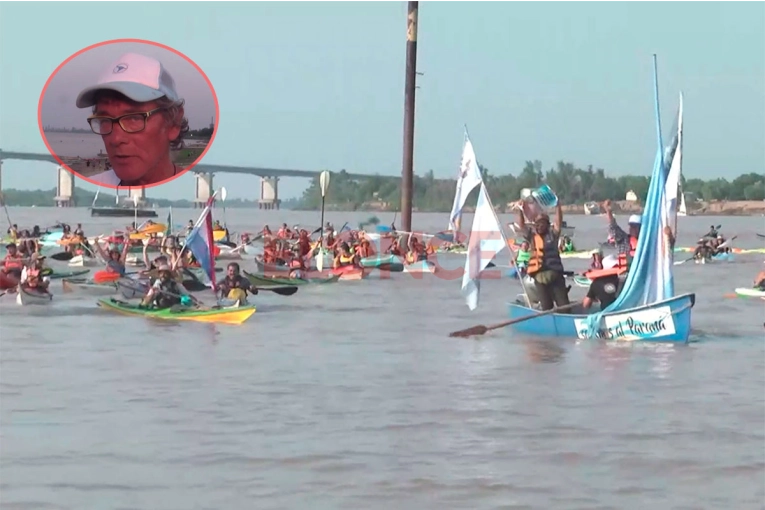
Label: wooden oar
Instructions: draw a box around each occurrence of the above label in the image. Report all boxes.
[449,301,584,338]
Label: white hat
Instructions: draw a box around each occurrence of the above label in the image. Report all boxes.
[76,53,180,108]
[628,214,642,225]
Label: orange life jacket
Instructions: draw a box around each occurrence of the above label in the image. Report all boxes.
[3,254,23,271]
[525,234,546,276]
[585,236,638,279]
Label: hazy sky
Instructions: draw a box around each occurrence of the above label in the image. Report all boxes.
[40,41,216,131]
[1,2,763,201]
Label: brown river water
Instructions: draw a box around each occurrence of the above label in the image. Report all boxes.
[1,208,764,509]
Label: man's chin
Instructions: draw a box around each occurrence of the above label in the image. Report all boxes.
[112,161,146,184]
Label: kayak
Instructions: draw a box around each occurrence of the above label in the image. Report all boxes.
[734,287,765,299]
[97,298,256,325]
[62,278,118,295]
[244,271,340,287]
[403,260,437,274]
[359,253,404,272]
[68,254,98,267]
[46,269,90,280]
[0,271,20,290]
[16,286,53,305]
[332,266,366,281]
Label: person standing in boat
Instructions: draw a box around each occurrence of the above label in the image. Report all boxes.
[601,200,640,271]
[215,262,256,303]
[517,203,570,311]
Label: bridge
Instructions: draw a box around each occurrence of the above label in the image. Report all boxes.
[0,150,392,209]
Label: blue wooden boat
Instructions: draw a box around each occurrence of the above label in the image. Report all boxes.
[506,293,695,343]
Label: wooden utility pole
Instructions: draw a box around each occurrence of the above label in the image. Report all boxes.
[400,1,418,232]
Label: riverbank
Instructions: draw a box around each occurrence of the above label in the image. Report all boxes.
[560,200,765,216]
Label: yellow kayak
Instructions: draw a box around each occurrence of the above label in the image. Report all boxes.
[213,229,227,241]
[97,298,256,325]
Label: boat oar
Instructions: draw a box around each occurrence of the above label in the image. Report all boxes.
[51,251,74,261]
[317,170,331,273]
[448,300,584,338]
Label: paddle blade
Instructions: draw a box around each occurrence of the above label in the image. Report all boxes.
[220,186,228,202]
[316,249,325,272]
[267,286,298,296]
[449,325,489,338]
[132,195,139,208]
[320,171,331,197]
[51,252,74,261]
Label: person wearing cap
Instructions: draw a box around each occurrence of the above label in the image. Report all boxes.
[76,53,189,187]
[20,254,50,293]
[517,202,570,311]
[2,243,25,281]
[602,200,640,272]
[141,264,193,309]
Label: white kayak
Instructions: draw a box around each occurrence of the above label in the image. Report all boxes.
[734,287,765,299]
[403,260,437,274]
[16,286,53,305]
[68,254,98,267]
[61,278,118,296]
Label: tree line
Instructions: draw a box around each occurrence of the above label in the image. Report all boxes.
[293,161,765,212]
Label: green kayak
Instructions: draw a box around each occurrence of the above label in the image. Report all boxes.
[45,269,90,280]
[244,271,339,287]
[97,298,257,325]
[358,254,404,271]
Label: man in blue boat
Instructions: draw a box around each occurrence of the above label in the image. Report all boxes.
[516,203,570,311]
[601,200,639,271]
[582,258,622,311]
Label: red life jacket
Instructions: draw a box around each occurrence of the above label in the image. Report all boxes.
[3,254,23,271]
[26,267,41,287]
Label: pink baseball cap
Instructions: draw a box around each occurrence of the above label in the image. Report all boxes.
[76,53,180,108]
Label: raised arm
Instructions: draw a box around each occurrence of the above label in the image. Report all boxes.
[552,203,563,235]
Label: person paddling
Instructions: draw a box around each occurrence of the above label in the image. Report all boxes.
[20,254,51,293]
[333,242,358,269]
[215,262,256,304]
[2,243,25,281]
[141,264,194,309]
[517,203,570,311]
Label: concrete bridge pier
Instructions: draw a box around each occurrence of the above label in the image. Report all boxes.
[259,176,281,210]
[54,166,75,207]
[194,173,213,208]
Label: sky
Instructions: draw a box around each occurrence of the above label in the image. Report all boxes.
[40,41,216,131]
[1,2,763,201]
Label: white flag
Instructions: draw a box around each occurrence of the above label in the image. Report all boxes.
[462,183,508,310]
[448,133,483,232]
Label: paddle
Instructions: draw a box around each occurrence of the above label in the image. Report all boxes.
[449,301,584,338]
[317,170,330,273]
[220,186,228,236]
[51,251,74,261]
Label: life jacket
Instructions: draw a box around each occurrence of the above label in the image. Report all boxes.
[220,276,247,298]
[154,280,182,308]
[26,266,41,288]
[586,236,638,279]
[227,288,247,303]
[526,233,565,276]
[289,258,304,269]
[3,254,23,271]
[516,250,531,266]
[338,253,355,266]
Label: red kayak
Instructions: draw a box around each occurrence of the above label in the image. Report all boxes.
[0,271,20,290]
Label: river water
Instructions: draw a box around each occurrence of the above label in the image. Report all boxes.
[1,208,764,510]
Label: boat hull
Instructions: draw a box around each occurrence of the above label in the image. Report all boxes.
[97,298,256,325]
[734,287,765,299]
[244,271,339,287]
[62,278,117,295]
[68,255,98,267]
[359,254,404,272]
[16,286,53,305]
[506,293,695,343]
[403,260,436,274]
[46,269,90,280]
[117,278,150,299]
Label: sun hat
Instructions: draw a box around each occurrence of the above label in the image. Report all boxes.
[76,53,180,108]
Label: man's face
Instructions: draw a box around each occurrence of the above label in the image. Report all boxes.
[227,266,238,278]
[93,95,180,183]
[7,246,16,256]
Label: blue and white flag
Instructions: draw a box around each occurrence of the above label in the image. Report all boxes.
[184,195,217,290]
[461,183,508,310]
[448,129,483,232]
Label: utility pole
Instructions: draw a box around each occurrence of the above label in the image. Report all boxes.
[400,1,418,233]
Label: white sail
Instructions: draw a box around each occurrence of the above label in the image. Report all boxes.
[678,189,687,216]
[664,92,684,231]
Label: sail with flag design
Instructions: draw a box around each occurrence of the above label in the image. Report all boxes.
[183,194,217,289]
[462,182,508,310]
[448,127,483,233]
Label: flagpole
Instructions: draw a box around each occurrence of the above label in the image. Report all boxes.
[400,1,419,233]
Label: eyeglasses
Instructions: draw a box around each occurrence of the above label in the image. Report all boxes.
[87,107,168,135]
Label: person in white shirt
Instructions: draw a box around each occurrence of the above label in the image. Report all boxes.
[75,53,189,187]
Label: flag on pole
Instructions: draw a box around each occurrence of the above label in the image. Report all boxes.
[461,183,508,310]
[184,195,217,289]
[165,207,173,237]
[448,129,483,232]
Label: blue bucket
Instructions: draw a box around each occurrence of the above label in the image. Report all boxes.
[531,184,558,209]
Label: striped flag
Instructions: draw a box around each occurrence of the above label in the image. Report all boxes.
[184,195,217,289]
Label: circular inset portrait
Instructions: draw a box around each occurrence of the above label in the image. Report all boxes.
[39,39,218,189]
